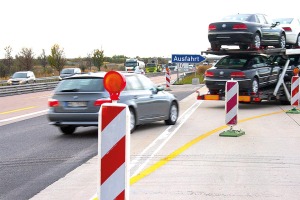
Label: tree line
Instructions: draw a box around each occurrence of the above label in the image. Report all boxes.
[0,44,169,78]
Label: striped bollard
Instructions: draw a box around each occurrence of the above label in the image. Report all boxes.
[219,80,245,137]
[165,66,171,90]
[98,71,130,200]
[286,75,300,114]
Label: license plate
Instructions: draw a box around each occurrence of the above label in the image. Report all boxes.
[67,101,87,107]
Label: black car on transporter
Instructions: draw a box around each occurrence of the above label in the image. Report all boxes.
[204,54,281,94]
[208,13,286,51]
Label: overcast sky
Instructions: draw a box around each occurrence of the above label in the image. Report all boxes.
[0,0,298,59]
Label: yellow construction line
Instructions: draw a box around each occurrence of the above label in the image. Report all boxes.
[129,109,286,185]
[0,106,37,114]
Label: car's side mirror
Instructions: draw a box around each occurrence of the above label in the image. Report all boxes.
[157,85,164,91]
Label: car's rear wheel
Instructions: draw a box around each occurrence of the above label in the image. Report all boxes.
[211,43,221,51]
[250,33,261,49]
[275,34,286,48]
[251,78,259,93]
[295,34,300,47]
[165,102,178,125]
[59,126,76,134]
[239,45,248,50]
[129,107,136,133]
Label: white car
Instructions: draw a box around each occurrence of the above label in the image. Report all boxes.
[7,71,36,85]
[274,17,300,47]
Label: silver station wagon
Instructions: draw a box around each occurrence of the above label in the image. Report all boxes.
[47,72,179,134]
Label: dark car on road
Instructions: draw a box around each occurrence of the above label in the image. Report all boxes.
[208,13,286,51]
[204,54,281,94]
[48,72,179,134]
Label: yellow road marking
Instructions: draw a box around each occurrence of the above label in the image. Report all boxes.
[130,110,286,185]
[0,106,37,115]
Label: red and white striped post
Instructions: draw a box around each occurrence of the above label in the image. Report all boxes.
[98,71,130,200]
[287,71,300,114]
[220,80,245,137]
[165,66,171,90]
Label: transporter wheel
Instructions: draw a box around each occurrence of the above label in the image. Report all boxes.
[59,126,76,135]
[165,102,178,125]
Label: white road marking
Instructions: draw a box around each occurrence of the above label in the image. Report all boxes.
[0,109,48,123]
[130,100,203,177]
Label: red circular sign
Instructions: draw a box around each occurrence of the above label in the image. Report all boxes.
[103,71,126,100]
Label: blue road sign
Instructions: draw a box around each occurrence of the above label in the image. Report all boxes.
[172,54,205,63]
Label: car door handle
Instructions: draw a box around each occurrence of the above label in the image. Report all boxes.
[133,95,138,99]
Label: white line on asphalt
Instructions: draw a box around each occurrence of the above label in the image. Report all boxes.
[0,109,48,123]
[130,100,203,177]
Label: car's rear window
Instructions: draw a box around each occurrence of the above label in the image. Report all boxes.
[215,57,248,69]
[56,78,104,92]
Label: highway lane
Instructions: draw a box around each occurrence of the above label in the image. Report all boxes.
[0,76,201,200]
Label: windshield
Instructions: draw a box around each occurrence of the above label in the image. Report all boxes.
[222,14,251,22]
[274,18,293,24]
[146,63,156,67]
[61,68,75,74]
[55,78,105,92]
[125,61,137,67]
[12,72,27,78]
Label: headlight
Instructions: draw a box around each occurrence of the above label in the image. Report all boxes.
[7,79,12,84]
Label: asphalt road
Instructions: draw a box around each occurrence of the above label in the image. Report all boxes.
[0,80,201,200]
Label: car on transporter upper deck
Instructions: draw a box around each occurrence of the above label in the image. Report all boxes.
[208,13,286,51]
[47,72,179,134]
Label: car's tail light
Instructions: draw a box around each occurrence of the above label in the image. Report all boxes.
[282,27,292,32]
[48,99,59,107]
[232,23,247,30]
[208,24,216,30]
[230,71,246,78]
[94,99,112,106]
[205,71,214,77]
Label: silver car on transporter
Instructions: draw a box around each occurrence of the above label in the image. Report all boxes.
[47,72,179,134]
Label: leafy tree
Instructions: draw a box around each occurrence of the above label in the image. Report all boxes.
[85,53,92,71]
[38,49,48,75]
[48,44,66,73]
[92,49,104,71]
[2,46,14,76]
[16,48,35,71]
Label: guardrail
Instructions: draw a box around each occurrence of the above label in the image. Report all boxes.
[0,72,191,97]
[0,82,58,97]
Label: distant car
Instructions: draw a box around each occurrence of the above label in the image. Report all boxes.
[59,68,81,80]
[269,54,300,80]
[204,54,281,94]
[208,13,286,51]
[7,71,36,85]
[47,72,179,134]
[273,17,300,48]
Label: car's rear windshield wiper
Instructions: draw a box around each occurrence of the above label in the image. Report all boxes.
[60,88,79,92]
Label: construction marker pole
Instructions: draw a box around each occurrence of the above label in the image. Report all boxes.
[220,80,245,137]
[98,102,130,200]
[287,75,300,114]
[165,66,171,90]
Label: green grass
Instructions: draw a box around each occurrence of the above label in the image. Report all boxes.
[174,73,204,85]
